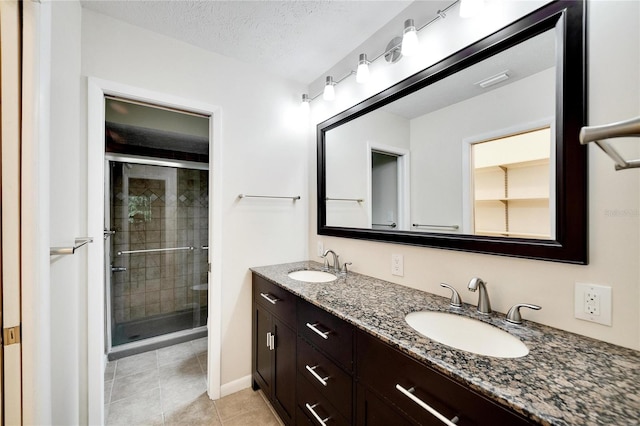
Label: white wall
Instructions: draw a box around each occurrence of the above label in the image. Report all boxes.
[309,1,640,350]
[47,2,308,423]
[49,2,85,424]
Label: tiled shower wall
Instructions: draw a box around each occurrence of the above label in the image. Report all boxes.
[111,163,209,325]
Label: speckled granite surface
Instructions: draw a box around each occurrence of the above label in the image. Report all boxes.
[251,261,640,426]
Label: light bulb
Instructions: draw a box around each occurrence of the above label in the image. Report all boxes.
[401,19,419,57]
[300,94,310,113]
[323,76,335,101]
[459,0,485,18]
[356,54,370,84]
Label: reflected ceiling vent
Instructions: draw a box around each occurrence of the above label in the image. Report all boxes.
[475,70,510,88]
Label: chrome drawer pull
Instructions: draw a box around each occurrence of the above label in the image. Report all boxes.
[305,365,329,386]
[395,384,459,426]
[305,403,330,425]
[306,322,330,340]
[266,332,275,350]
[260,292,279,304]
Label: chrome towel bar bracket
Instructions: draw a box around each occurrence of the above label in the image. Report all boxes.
[50,237,94,256]
[580,116,640,171]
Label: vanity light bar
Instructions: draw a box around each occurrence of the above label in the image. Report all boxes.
[301,0,462,104]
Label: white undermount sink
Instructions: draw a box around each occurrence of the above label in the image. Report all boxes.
[405,311,529,358]
[287,270,337,283]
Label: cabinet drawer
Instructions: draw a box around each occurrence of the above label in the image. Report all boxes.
[298,299,353,371]
[253,274,296,326]
[297,375,350,426]
[356,330,532,426]
[298,337,352,422]
[356,384,415,426]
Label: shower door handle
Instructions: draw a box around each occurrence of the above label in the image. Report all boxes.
[111,266,127,273]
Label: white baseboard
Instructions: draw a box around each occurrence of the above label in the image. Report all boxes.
[220,374,252,398]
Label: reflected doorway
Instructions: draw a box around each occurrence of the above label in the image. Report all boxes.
[368,144,410,231]
[371,152,399,230]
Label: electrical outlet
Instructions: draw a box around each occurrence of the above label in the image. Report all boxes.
[317,241,324,257]
[584,291,600,315]
[574,283,612,326]
[391,254,404,277]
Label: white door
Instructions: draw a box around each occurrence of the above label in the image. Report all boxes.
[1,1,23,424]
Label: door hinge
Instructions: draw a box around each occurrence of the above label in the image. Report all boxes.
[3,325,21,346]
[208,262,211,273]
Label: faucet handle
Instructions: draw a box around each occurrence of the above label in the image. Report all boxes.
[340,262,352,275]
[506,303,541,324]
[440,283,462,308]
[321,255,330,272]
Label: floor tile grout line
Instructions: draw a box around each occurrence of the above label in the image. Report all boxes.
[154,349,167,425]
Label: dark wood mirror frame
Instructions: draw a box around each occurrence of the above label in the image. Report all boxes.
[317,0,587,264]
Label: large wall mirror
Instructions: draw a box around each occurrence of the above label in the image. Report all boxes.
[317,1,587,264]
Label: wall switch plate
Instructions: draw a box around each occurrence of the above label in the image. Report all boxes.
[574,283,612,326]
[317,241,324,257]
[391,254,404,277]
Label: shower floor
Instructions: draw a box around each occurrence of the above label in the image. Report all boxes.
[112,307,208,347]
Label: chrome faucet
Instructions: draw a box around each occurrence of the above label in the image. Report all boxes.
[322,249,340,274]
[467,277,491,315]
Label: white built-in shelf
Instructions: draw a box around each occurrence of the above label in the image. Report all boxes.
[475,197,549,202]
[474,158,550,173]
[476,230,551,239]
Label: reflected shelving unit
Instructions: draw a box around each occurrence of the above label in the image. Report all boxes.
[473,141,551,239]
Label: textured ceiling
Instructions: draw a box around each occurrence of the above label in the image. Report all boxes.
[80,0,413,85]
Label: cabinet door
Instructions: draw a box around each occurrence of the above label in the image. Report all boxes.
[356,384,415,426]
[254,303,273,395]
[273,318,296,425]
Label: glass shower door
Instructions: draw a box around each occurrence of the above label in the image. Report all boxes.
[109,161,209,347]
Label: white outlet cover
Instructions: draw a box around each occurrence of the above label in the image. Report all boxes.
[391,253,404,277]
[574,282,612,326]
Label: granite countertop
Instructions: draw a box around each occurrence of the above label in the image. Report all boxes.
[251,261,640,426]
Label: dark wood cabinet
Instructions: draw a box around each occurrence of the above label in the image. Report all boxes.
[356,330,533,425]
[252,275,297,425]
[252,273,535,426]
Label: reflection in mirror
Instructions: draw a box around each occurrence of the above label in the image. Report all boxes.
[325,28,556,238]
[318,0,587,264]
[471,127,552,239]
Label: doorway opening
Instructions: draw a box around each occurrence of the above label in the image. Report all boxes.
[368,144,410,231]
[104,97,210,360]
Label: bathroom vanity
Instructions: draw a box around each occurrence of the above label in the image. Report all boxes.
[251,261,640,425]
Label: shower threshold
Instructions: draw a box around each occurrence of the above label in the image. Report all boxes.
[109,308,208,360]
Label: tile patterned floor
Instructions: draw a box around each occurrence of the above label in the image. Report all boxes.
[104,338,283,425]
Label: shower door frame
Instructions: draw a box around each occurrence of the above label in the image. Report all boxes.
[87,77,223,425]
[105,156,209,354]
